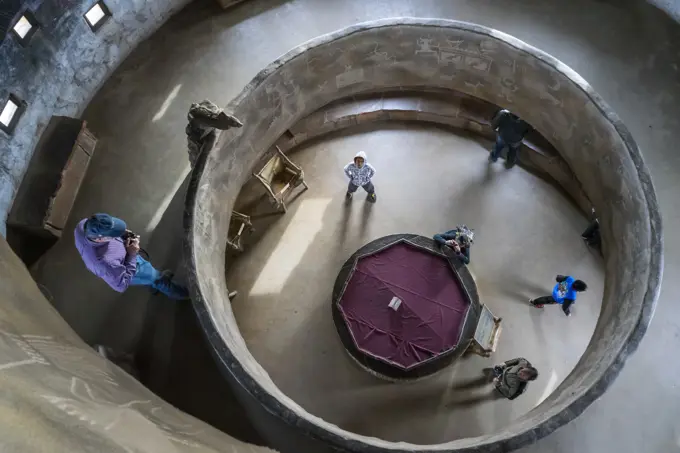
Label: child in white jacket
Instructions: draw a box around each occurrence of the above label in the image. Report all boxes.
[344,151,377,202]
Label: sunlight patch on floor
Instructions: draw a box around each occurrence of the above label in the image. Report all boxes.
[249,198,332,296]
[144,163,190,234]
[152,84,182,122]
[537,369,559,405]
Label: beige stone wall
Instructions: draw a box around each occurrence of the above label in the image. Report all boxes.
[0,236,272,453]
[187,18,661,453]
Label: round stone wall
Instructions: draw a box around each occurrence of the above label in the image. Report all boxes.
[185,18,662,453]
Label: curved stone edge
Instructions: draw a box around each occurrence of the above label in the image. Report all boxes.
[0,237,267,453]
[183,18,663,453]
[274,90,592,215]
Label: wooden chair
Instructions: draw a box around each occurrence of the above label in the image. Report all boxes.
[227,211,254,252]
[253,146,308,212]
[467,304,503,357]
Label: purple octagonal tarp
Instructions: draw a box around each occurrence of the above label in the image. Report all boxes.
[338,242,470,369]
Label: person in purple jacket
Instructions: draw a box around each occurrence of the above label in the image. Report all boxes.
[74,213,189,300]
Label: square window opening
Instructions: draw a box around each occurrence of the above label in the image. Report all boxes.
[85,2,111,31]
[0,95,27,135]
[11,11,40,44]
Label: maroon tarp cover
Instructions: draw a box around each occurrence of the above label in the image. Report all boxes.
[338,242,470,369]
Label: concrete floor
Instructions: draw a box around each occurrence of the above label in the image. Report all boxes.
[227,123,603,443]
[28,0,680,451]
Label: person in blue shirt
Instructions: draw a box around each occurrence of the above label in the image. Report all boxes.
[433,225,474,264]
[530,275,587,316]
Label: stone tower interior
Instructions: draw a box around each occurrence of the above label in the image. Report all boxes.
[0,1,677,452]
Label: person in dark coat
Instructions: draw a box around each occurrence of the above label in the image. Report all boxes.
[582,208,601,248]
[489,109,531,168]
[530,275,588,316]
[492,357,538,400]
[433,225,474,264]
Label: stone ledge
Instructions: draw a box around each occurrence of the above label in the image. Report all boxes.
[186,18,661,453]
[275,90,591,213]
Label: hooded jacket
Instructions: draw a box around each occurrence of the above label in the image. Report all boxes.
[432,229,471,264]
[344,151,376,187]
[74,219,138,292]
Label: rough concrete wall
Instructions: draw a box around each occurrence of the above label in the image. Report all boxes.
[0,0,190,236]
[185,19,661,453]
[0,235,273,452]
[647,0,680,22]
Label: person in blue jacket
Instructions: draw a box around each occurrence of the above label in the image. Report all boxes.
[530,275,587,316]
[433,225,474,264]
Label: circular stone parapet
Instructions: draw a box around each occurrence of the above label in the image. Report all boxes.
[184,18,662,453]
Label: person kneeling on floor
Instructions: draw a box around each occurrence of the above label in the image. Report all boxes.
[492,358,538,400]
[74,213,189,300]
[344,151,377,203]
[530,275,587,316]
[433,225,474,264]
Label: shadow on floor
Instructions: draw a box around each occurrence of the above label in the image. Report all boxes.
[109,172,263,445]
[139,298,264,444]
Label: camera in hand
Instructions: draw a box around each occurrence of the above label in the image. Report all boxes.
[121,230,139,242]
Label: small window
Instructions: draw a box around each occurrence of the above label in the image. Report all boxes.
[0,95,27,135]
[84,1,111,31]
[11,11,39,45]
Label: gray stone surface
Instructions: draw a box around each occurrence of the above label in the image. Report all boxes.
[0,0,190,236]
[0,235,271,452]
[186,99,243,167]
[185,19,661,452]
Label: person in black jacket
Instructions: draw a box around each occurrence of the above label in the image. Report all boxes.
[582,208,601,248]
[433,225,474,264]
[489,109,531,168]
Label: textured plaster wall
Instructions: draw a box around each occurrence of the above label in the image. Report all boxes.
[186,19,661,453]
[0,233,273,452]
[0,0,190,236]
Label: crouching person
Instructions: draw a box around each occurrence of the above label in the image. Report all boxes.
[492,358,538,400]
[433,225,474,264]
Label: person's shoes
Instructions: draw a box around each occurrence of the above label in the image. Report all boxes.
[488,154,498,163]
[153,276,190,301]
[367,193,377,203]
[150,270,175,296]
[529,299,544,308]
[505,161,516,169]
[345,192,353,200]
